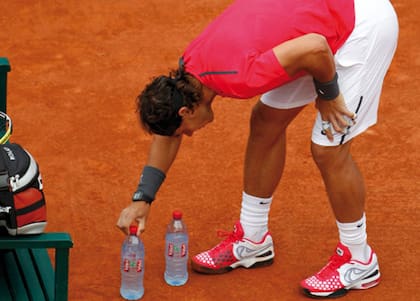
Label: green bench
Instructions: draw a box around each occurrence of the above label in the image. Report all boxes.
[0,233,73,301]
[0,57,73,300]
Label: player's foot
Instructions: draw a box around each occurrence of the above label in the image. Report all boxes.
[191,221,274,274]
[301,242,380,298]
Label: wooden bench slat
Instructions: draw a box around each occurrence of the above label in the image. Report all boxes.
[54,248,70,301]
[3,251,30,301]
[31,248,55,301]
[0,277,13,300]
[14,248,46,300]
[0,253,13,301]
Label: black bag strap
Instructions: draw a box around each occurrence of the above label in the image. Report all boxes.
[0,170,9,191]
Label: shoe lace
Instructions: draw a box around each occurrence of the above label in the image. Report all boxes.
[318,253,346,279]
[212,229,242,252]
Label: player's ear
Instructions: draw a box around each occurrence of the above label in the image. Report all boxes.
[178,106,193,117]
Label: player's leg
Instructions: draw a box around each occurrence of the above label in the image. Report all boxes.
[241,102,303,241]
[243,102,303,197]
[192,103,304,274]
[301,132,381,299]
[311,141,365,222]
[301,0,398,297]
[240,75,319,244]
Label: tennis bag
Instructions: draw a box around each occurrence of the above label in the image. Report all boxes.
[0,143,46,235]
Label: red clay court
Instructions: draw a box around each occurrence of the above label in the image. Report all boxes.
[0,1,418,300]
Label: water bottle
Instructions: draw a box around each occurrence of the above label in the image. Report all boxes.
[120,225,145,300]
[164,210,189,286]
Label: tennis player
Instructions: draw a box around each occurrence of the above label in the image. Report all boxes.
[117,0,398,297]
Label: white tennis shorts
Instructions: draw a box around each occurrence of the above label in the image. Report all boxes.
[260,0,399,146]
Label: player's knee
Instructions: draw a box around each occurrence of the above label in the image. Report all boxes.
[249,102,290,135]
[249,105,267,137]
[311,141,351,170]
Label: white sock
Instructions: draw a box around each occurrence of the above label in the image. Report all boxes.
[336,213,371,262]
[240,191,272,242]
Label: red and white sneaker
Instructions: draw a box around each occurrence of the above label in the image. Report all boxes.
[301,243,381,298]
[191,221,274,274]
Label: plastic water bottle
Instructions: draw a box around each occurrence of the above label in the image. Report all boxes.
[164,210,189,286]
[120,225,145,300]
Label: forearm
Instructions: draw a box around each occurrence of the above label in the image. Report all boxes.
[133,134,182,203]
[146,134,182,173]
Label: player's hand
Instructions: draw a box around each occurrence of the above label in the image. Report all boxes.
[117,201,151,236]
[315,93,356,142]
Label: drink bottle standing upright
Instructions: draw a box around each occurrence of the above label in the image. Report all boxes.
[120,225,145,300]
[164,210,189,286]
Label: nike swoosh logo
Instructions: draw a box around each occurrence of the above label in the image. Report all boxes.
[343,267,370,283]
[235,243,272,260]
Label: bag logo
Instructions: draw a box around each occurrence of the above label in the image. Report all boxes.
[0,206,12,213]
[2,147,15,161]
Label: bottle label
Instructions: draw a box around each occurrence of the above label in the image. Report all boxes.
[167,242,187,257]
[136,259,143,272]
[123,258,143,272]
[181,243,187,257]
[168,243,174,257]
[123,259,130,272]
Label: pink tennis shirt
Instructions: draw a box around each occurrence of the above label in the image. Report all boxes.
[183,0,355,99]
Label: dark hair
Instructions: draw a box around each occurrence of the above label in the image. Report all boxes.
[137,62,202,136]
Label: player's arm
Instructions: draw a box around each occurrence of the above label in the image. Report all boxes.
[272,33,355,139]
[146,134,183,173]
[117,134,182,235]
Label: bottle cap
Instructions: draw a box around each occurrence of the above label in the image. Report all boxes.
[129,225,138,235]
[172,210,182,220]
